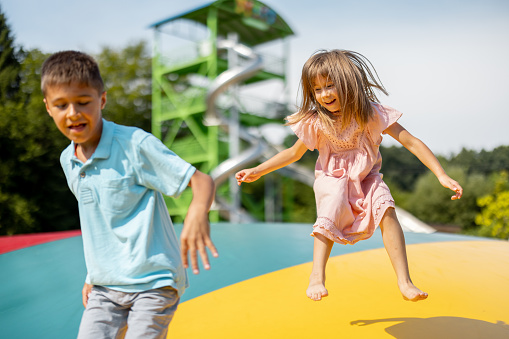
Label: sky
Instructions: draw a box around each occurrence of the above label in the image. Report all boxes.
[2,0,509,156]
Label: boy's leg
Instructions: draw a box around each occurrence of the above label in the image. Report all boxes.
[77,286,129,339]
[307,233,333,301]
[124,287,180,339]
[379,207,428,302]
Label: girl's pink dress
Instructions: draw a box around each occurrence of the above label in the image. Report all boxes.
[288,103,402,245]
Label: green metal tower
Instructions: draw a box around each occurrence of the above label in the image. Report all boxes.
[150,0,295,222]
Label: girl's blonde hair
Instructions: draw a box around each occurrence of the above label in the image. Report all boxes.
[288,49,388,134]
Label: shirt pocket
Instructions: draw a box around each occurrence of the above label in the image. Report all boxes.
[100,176,145,213]
[80,188,95,204]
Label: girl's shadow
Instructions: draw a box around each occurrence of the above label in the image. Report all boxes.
[351,317,509,339]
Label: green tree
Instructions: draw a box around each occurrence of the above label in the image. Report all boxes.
[0,49,80,235]
[0,7,21,101]
[380,145,428,191]
[96,41,152,131]
[449,146,509,175]
[475,171,509,239]
[0,40,154,235]
[404,167,493,230]
[0,8,49,235]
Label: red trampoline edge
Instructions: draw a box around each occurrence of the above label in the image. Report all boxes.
[0,229,82,254]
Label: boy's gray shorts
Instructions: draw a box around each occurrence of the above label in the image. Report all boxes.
[77,285,180,339]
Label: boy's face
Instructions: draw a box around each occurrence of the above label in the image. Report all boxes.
[44,82,106,149]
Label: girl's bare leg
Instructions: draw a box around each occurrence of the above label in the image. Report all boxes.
[307,233,333,301]
[380,207,428,301]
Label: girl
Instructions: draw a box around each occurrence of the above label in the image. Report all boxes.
[235,49,463,302]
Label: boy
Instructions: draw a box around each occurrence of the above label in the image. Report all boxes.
[42,50,218,339]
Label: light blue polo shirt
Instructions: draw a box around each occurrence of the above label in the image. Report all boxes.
[60,119,196,295]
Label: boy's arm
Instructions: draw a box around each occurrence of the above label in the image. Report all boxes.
[235,139,308,185]
[180,170,218,274]
[385,122,463,200]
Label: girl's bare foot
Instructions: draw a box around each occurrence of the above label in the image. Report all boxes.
[308,234,333,301]
[307,279,328,301]
[399,281,428,301]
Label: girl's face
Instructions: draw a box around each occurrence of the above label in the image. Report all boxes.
[313,75,340,113]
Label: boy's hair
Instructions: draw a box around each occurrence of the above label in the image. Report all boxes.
[288,49,388,134]
[41,50,104,95]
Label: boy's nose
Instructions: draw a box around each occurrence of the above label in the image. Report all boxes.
[67,104,79,117]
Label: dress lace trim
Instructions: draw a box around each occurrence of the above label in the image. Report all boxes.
[373,194,395,226]
[312,217,368,245]
[311,194,395,245]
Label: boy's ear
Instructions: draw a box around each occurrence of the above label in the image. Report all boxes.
[43,98,52,116]
[100,91,107,109]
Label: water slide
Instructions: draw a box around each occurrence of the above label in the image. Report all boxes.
[205,39,435,233]
[204,38,266,221]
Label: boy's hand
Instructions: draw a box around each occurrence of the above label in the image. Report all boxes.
[235,168,261,185]
[82,282,92,308]
[181,170,218,274]
[438,175,463,200]
[180,210,218,274]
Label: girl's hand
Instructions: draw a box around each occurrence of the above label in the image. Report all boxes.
[235,168,262,185]
[235,140,308,186]
[438,175,463,200]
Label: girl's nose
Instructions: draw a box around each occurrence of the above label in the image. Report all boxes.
[322,87,332,98]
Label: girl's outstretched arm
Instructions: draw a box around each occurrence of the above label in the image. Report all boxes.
[385,122,463,200]
[235,139,308,185]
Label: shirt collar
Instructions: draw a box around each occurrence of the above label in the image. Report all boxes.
[70,119,113,162]
[93,119,113,159]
